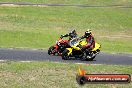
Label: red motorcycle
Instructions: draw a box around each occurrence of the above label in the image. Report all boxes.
[48,37,69,56]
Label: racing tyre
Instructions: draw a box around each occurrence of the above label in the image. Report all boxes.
[62,49,69,60]
[87,56,95,61]
[48,46,55,55]
[87,50,100,61]
[81,52,87,61]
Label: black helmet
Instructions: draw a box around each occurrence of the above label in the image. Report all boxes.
[85,29,92,37]
[70,29,77,35]
[70,29,76,34]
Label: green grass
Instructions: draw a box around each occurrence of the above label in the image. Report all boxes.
[0,0,132,6]
[0,61,132,88]
[0,6,132,53]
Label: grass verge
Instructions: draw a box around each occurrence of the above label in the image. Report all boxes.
[0,0,132,6]
[0,61,132,88]
[0,6,132,53]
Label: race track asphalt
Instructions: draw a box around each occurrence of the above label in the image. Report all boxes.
[0,48,132,65]
[0,2,132,8]
[0,3,131,65]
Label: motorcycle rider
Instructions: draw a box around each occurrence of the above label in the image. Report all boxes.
[80,29,95,51]
[61,29,77,40]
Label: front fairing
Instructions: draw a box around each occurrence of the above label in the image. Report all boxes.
[92,43,101,51]
[69,38,81,50]
[53,44,59,49]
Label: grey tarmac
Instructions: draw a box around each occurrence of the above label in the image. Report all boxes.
[0,48,132,65]
[0,2,132,8]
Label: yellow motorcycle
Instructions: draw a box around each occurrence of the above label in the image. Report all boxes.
[61,38,101,61]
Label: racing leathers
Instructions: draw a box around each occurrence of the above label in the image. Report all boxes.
[80,34,95,51]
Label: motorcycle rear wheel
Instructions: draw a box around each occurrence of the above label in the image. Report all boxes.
[81,52,96,61]
[87,56,95,61]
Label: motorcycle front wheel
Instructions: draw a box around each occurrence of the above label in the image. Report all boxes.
[48,46,55,55]
[62,49,69,60]
[81,52,87,61]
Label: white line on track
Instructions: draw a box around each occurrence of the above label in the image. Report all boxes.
[0,60,6,62]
